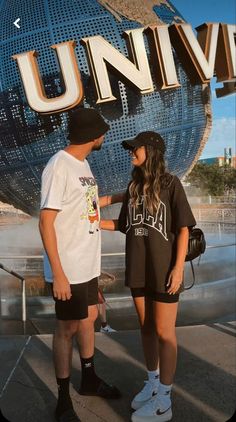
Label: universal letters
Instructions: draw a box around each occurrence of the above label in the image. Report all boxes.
[12,23,236,114]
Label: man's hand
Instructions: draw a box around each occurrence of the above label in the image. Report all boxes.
[53,275,72,301]
[167,266,183,294]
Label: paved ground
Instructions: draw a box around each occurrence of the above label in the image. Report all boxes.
[0,322,235,422]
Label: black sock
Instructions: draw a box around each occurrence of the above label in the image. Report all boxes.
[101,322,107,328]
[55,377,73,418]
[80,355,101,391]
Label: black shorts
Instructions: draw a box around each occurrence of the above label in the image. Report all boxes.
[131,287,179,303]
[51,277,98,320]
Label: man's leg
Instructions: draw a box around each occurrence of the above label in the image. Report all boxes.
[76,304,98,391]
[53,320,79,421]
[76,303,121,398]
[76,304,97,359]
[53,320,78,378]
[52,280,102,420]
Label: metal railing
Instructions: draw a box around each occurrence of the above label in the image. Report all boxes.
[193,208,235,222]
[0,241,235,322]
[0,263,26,322]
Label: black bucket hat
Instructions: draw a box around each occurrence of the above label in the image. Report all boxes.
[122,131,166,154]
[68,108,110,144]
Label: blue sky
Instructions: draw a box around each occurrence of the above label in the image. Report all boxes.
[173,0,236,158]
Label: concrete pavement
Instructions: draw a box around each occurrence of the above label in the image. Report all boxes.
[0,322,235,422]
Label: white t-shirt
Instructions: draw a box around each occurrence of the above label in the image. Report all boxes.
[40,150,101,284]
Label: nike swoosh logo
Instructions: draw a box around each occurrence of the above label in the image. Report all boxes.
[156,406,171,415]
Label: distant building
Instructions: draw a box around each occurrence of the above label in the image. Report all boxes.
[218,156,236,168]
[199,154,236,168]
[199,157,219,165]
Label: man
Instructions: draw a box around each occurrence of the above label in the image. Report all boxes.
[39,108,121,422]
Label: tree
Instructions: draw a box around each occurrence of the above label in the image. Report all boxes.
[223,167,236,194]
[186,163,236,196]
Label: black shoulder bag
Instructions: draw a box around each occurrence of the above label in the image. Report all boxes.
[167,176,206,290]
[184,227,206,289]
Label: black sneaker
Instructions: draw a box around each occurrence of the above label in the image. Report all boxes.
[55,408,81,422]
[79,379,121,399]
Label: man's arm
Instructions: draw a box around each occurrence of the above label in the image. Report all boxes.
[39,209,71,301]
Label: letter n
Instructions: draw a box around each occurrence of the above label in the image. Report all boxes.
[81,28,154,103]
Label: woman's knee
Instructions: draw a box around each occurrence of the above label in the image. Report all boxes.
[140,319,156,336]
[133,296,154,328]
[156,326,176,343]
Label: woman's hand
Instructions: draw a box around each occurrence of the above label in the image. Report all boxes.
[166,226,188,294]
[99,193,125,208]
[167,266,184,294]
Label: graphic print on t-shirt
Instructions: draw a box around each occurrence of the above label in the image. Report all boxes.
[85,186,99,234]
[79,177,99,234]
[126,196,168,241]
[79,176,96,187]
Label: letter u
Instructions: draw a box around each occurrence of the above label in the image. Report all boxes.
[12,41,84,114]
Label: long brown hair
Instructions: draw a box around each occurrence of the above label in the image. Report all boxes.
[129,145,169,214]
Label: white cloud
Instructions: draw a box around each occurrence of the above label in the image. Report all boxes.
[200,117,236,158]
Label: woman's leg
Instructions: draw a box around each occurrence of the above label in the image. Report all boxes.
[131,295,160,410]
[133,296,159,372]
[97,302,107,325]
[153,301,179,385]
[131,301,178,421]
[97,288,108,327]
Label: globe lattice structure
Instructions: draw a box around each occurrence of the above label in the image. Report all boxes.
[0,0,211,215]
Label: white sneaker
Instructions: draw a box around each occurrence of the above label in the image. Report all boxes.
[131,395,172,422]
[100,324,117,333]
[131,379,159,410]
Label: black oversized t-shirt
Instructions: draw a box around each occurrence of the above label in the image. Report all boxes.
[118,175,196,294]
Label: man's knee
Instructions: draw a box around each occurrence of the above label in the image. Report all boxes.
[77,305,98,329]
[88,304,98,322]
[55,320,78,338]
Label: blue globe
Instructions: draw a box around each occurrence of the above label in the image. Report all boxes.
[0,0,210,215]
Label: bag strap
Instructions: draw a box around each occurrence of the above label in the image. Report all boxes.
[184,260,195,290]
[167,177,195,290]
[184,254,202,290]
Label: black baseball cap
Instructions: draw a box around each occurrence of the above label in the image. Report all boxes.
[68,108,110,144]
[122,131,166,154]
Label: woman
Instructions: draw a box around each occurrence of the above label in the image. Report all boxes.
[98,287,116,333]
[100,131,196,422]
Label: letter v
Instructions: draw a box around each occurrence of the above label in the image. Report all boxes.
[169,23,219,84]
